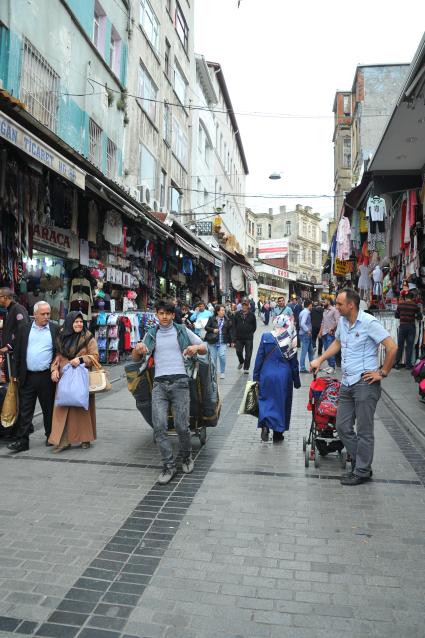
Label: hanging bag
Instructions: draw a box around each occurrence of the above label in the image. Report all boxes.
[87,356,112,394]
[1,354,19,427]
[55,364,89,410]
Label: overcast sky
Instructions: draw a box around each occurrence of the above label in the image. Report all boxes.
[194,1,424,222]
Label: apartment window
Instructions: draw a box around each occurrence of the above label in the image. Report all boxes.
[138,64,157,122]
[204,137,211,167]
[302,221,307,237]
[93,1,106,53]
[139,143,157,193]
[198,123,203,152]
[256,224,262,237]
[268,223,272,239]
[170,183,181,213]
[322,230,327,243]
[302,246,306,262]
[343,95,351,116]
[106,138,117,178]
[285,220,291,236]
[20,39,60,131]
[311,250,316,265]
[175,2,189,52]
[290,250,298,265]
[163,102,171,144]
[173,62,187,104]
[88,118,102,168]
[197,178,202,205]
[139,0,159,52]
[164,40,171,79]
[160,169,166,207]
[172,118,188,168]
[343,137,351,168]
[109,27,121,76]
[166,0,172,15]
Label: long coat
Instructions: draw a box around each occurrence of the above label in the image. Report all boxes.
[49,338,99,445]
[253,332,299,433]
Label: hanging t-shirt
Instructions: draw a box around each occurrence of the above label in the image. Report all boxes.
[103,210,123,246]
[366,197,386,221]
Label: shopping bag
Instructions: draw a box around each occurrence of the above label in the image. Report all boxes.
[55,364,89,410]
[1,377,19,427]
[238,380,259,417]
[87,355,112,394]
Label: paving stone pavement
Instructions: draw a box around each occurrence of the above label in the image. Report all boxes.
[0,325,425,638]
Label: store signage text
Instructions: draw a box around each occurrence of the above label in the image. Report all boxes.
[334,258,349,276]
[258,239,288,260]
[33,224,71,252]
[0,111,86,189]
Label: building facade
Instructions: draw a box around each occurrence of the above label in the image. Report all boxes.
[333,91,352,220]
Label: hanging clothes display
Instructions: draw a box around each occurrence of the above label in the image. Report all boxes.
[103,210,123,246]
[336,216,351,261]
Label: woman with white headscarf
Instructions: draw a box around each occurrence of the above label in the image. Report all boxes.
[253,314,300,442]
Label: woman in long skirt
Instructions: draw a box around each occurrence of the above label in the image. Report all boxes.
[253,314,300,442]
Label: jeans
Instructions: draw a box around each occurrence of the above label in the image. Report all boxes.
[299,334,313,371]
[336,379,381,477]
[236,339,253,370]
[396,323,416,367]
[322,333,336,368]
[311,327,322,355]
[151,376,192,468]
[208,343,227,374]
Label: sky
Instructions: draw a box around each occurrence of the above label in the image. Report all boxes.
[194,1,425,223]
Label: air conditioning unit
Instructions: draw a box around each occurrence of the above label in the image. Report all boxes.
[140,186,151,207]
[130,186,141,203]
[152,200,159,212]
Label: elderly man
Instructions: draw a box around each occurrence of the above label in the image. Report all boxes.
[7,301,59,453]
[311,289,397,485]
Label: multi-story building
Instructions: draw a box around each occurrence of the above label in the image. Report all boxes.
[207,61,248,253]
[0,0,129,179]
[333,64,409,219]
[124,0,194,214]
[245,208,256,261]
[252,205,322,300]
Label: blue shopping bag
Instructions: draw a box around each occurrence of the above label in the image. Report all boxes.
[55,364,89,411]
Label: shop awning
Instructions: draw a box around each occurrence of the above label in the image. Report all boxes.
[345,172,372,210]
[175,234,199,257]
[220,246,257,279]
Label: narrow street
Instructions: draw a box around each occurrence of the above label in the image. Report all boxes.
[1,326,425,638]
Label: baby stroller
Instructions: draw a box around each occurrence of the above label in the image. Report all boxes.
[303,372,347,469]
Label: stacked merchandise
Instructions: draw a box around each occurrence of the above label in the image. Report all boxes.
[93,311,157,364]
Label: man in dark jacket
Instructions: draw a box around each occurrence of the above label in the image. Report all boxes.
[311,301,324,355]
[234,300,257,374]
[0,287,29,356]
[7,301,59,453]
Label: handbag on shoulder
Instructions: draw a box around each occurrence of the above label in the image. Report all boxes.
[87,356,112,394]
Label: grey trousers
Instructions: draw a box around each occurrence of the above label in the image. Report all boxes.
[336,379,381,477]
[152,376,192,468]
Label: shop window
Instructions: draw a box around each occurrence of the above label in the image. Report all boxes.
[23,251,69,321]
[173,61,187,105]
[139,143,157,193]
[88,118,102,168]
[160,169,166,208]
[20,38,60,132]
[106,138,117,178]
[109,26,121,77]
[139,0,159,52]
[138,63,158,122]
[175,2,189,52]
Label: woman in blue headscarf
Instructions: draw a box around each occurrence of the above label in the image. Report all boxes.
[253,314,300,442]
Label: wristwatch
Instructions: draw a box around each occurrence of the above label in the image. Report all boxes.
[378,368,388,378]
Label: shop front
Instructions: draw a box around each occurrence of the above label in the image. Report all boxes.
[254,262,295,301]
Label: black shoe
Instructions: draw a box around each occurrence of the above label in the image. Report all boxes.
[342,468,373,479]
[394,364,402,370]
[29,424,34,434]
[261,426,269,442]
[273,431,284,443]
[237,362,244,370]
[7,440,29,453]
[45,439,53,447]
[340,473,372,486]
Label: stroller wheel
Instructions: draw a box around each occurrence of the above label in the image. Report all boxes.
[302,436,307,452]
[340,450,347,468]
[314,447,320,468]
[304,445,310,468]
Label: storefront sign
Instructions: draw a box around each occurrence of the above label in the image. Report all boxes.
[0,110,86,189]
[334,258,349,276]
[258,239,288,260]
[196,221,213,236]
[33,224,72,254]
[256,262,296,281]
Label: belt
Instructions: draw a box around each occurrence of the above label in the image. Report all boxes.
[155,374,187,382]
[27,369,50,374]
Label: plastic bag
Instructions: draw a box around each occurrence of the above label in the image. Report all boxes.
[55,364,89,410]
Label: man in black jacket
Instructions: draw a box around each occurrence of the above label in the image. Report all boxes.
[8,301,59,453]
[311,301,324,355]
[0,288,29,356]
[234,301,257,374]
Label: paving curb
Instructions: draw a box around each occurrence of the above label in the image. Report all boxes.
[381,385,425,451]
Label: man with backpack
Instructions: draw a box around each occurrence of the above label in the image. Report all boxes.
[132,300,207,484]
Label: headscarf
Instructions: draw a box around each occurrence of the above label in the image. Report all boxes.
[57,311,93,359]
[271,314,297,359]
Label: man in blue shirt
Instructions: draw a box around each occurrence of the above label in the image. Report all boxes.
[7,301,59,453]
[298,300,313,373]
[272,296,294,319]
[311,289,397,485]
[190,302,212,338]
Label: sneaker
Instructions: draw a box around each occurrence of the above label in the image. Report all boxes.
[220,373,225,379]
[237,363,243,370]
[182,456,194,474]
[324,366,334,374]
[157,466,177,485]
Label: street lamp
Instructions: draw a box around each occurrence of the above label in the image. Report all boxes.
[269,171,283,180]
